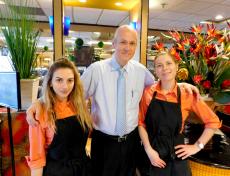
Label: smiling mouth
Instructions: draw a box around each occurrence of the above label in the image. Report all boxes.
[60,91,69,94]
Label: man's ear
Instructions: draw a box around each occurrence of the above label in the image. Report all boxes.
[112,40,116,48]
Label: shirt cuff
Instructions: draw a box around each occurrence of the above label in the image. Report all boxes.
[25,156,46,169]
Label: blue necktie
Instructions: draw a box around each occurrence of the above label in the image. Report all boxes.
[115,68,126,136]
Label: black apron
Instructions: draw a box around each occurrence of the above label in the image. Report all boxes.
[144,86,191,176]
[43,115,89,176]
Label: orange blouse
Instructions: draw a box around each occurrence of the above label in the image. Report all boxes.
[26,101,76,169]
[138,83,221,132]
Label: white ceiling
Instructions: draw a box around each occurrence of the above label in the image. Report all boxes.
[0,0,230,50]
[31,0,230,32]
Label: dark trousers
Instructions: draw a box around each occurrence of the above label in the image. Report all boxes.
[91,128,139,176]
[149,159,192,176]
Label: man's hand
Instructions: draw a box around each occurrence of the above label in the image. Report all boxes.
[26,100,42,127]
[85,138,92,158]
[178,83,200,101]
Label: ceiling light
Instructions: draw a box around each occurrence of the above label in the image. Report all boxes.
[215,15,223,20]
[115,2,123,6]
[79,0,87,3]
[65,39,75,44]
[0,1,5,4]
[200,21,212,24]
[47,38,53,43]
[149,0,158,8]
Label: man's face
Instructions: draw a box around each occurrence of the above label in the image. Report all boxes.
[113,28,137,66]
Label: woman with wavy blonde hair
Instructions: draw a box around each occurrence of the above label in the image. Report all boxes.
[26,58,92,176]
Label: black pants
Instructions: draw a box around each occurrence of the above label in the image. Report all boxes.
[91,128,139,176]
[149,159,192,176]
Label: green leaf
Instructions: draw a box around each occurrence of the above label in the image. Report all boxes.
[216,65,230,87]
[161,32,173,39]
[213,91,230,104]
[0,0,40,79]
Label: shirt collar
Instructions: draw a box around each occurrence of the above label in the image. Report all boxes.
[110,55,129,73]
[155,81,178,96]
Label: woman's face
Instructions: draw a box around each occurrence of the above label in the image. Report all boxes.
[154,54,178,82]
[51,68,74,101]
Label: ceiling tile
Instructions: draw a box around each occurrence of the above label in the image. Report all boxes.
[119,16,130,26]
[195,4,230,18]
[97,10,128,26]
[193,0,225,3]
[157,11,190,20]
[73,7,102,24]
[220,0,230,5]
[64,6,73,22]
[172,0,212,13]
[41,8,52,17]
[34,15,48,21]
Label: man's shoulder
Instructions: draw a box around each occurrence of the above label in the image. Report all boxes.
[129,59,148,71]
[91,58,112,68]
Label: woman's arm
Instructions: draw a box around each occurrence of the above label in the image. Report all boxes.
[31,167,43,176]
[175,128,216,159]
[138,126,166,168]
[195,128,216,148]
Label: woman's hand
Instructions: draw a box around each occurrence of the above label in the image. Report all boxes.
[175,144,200,160]
[145,146,166,168]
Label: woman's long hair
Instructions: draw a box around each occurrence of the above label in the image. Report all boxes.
[41,58,92,132]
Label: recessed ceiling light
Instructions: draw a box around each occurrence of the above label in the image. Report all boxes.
[149,0,158,8]
[0,0,5,4]
[215,15,223,20]
[79,0,87,3]
[200,21,212,24]
[115,2,123,6]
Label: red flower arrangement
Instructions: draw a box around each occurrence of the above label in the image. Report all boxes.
[158,23,230,104]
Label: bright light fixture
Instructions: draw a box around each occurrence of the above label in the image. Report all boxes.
[65,39,75,43]
[87,40,112,45]
[47,38,53,43]
[115,2,123,6]
[200,21,212,24]
[79,0,87,3]
[215,15,223,20]
[149,0,158,8]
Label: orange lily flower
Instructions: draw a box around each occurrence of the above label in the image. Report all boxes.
[207,24,217,38]
[190,24,203,33]
[169,31,181,42]
[153,42,164,51]
[194,43,202,53]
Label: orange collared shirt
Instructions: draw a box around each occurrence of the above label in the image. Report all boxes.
[26,101,76,169]
[138,82,221,132]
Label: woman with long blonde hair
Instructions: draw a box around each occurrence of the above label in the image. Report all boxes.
[26,58,92,176]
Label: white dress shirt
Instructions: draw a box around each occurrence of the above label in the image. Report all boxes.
[81,55,155,135]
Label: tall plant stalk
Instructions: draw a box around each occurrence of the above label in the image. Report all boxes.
[0,0,40,79]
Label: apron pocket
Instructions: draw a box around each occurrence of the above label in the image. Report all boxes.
[151,136,171,160]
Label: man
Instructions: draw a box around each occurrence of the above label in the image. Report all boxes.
[27,25,199,176]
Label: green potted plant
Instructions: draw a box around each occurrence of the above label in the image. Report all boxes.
[0,0,41,109]
[75,38,84,50]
